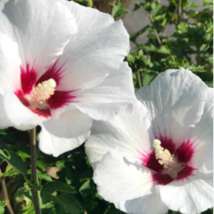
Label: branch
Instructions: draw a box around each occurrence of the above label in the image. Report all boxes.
[0,169,15,214]
[137,69,142,88]
[148,14,162,46]
[30,128,42,214]
[109,0,116,16]
[178,0,182,24]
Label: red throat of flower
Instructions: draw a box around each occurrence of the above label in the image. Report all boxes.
[141,135,197,185]
[15,61,78,118]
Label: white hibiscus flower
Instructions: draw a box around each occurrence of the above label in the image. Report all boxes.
[86,68,213,214]
[0,0,136,156]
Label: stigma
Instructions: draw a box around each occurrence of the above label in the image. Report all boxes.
[153,139,185,178]
[26,78,56,109]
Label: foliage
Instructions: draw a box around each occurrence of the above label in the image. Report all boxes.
[128,0,213,89]
[0,0,213,214]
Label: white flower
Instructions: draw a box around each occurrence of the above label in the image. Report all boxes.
[0,0,136,156]
[86,68,213,214]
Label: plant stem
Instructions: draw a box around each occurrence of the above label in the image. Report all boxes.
[148,14,162,46]
[0,169,15,214]
[137,69,142,88]
[197,47,201,65]
[30,128,42,214]
[178,0,182,24]
[109,0,116,16]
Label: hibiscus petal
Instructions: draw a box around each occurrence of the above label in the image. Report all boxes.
[75,62,136,121]
[85,102,153,168]
[3,90,45,130]
[39,109,93,157]
[56,1,129,91]
[158,177,213,214]
[0,93,12,129]
[94,151,168,214]
[0,33,21,92]
[0,0,77,76]
[191,88,213,174]
[136,68,208,147]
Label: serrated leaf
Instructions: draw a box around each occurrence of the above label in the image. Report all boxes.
[112,3,128,19]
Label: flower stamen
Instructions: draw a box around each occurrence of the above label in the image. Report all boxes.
[31,79,56,104]
[26,78,56,109]
[153,139,185,178]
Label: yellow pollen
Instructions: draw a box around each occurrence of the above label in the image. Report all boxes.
[31,78,56,104]
[153,139,176,169]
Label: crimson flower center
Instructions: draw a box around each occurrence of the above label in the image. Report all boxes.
[141,134,197,185]
[153,139,185,178]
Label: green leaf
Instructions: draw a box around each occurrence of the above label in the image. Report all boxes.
[41,192,83,214]
[42,182,75,197]
[203,0,213,6]
[0,201,5,214]
[79,179,90,192]
[27,169,52,182]
[185,2,198,7]
[112,3,128,19]
[206,25,213,34]
[37,160,46,171]
[143,70,158,86]
[2,168,19,178]
[0,149,27,175]
[157,46,171,54]
[56,160,65,170]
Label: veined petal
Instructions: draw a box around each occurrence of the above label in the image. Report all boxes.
[0,33,21,92]
[75,62,136,121]
[39,109,93,157]
[94,151,168,214]
[158,177,213,214]
[85,102,153,168]
[0,0,77,76]
[191,88,213,174]
[56,1,130,91]
[136,68,208,147]
[3,90,45,130]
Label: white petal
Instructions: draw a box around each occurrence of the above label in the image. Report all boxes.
[136,68,208,146]
[0,93,12,129]
[56,1,129,91]
[75,62,136,121]
[94,151,168,214]
[85,102,153,168]
[191,88,213,174]
[3,90,44,130]
[0,0,77,75]
[39,109,93,157]
[158,177,213,214]
[0,33,21,92]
